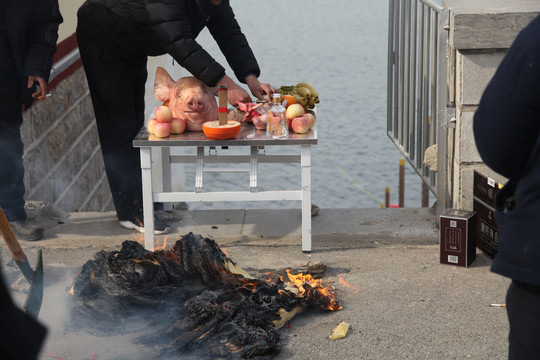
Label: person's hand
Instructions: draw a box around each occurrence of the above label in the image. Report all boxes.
[216,75,252,105]
[245,75,275,102]
[28,75,48,100]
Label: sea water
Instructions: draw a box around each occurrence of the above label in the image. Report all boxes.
[144,0,434,210]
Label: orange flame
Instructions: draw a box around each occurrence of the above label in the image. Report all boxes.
[285,269,342,311]
[153,235,169,251]
[339,276,360,294]
[128,217,145,245]
[242,280,258,293]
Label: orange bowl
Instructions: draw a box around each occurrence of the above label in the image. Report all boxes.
[202,120,241,139]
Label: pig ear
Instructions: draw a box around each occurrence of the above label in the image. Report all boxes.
[154,66,176,102]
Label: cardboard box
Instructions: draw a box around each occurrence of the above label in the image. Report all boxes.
[440,209,476,267]
[473,171,501,259]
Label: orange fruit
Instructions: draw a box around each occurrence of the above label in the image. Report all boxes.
[280,95,296,108]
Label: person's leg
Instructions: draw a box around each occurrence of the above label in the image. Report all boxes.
[0,50,43,240]
[0,52,26,221]
[76,4,169,234]
[0,99,26,222]
[77,4,145,220]
[506,280,540,359]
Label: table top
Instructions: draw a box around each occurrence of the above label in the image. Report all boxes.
[133,122,318,147]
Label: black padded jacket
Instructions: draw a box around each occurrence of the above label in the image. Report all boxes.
[3,0,62,108]
[84,0,260,87]
[473,15,540,287]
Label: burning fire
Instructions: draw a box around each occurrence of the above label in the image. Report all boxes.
[285,269,342,311]
[130,223,169,251]
[153,235,169,251]
[221,266,342,311]
[69,234,344,359]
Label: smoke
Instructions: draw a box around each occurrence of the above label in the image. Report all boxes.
[36,265,168,359]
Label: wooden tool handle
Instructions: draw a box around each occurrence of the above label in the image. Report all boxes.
[0,206,28,263]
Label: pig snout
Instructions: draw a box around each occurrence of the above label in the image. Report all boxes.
[173,91,217,131]
[154,69,218,131]
[184,97,207,113]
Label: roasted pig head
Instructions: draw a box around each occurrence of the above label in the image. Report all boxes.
[154,67,218,131]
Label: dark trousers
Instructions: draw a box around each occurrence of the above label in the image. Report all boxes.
[0,45,27,221]
[506,280,540,360]
[76,3,148,221]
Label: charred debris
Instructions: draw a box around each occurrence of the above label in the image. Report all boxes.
[68,232,341,359]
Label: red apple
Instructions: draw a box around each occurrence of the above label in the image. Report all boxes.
[154,122,171,137]
[291,116,310,134]
[147,118,159,134]
[286,103,305,121]
[155,105,172,123]
[304,113,315,129]
[170,118,186,134]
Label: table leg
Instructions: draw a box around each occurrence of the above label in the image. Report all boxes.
[140,147,155,250]
[301,145,312,252]
[250,146,258,192]
[195,146,204,192]
[160,147,173,211]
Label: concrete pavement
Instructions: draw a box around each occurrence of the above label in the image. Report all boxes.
[0,205,510,359]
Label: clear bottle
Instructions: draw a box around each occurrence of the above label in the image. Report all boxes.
[266,93,289,139]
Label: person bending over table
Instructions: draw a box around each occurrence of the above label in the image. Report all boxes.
[76,0,275,234]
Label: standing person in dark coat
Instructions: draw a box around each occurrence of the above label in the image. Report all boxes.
[473,15,540,360]
[76,0,274,234]
[0,0,63,241]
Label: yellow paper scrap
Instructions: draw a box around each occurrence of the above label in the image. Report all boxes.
[329,321,351,340]
[273,305,304,329]
[225,260,254,279]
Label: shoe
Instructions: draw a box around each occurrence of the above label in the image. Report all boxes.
[10,220,44,241]
[119,216,171,235]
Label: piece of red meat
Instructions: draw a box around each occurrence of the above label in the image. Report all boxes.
[235,101,265,122]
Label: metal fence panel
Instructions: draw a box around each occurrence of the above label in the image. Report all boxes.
[387,0,451,212]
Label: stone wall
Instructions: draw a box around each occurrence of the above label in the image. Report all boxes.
[21,68,114,212]
[443,0,540,210]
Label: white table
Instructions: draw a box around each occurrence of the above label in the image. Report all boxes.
[133,123,317,252]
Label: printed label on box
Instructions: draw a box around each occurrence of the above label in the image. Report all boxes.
[445,228,462,252]
[479,218,498,258]
[473,170,500,259]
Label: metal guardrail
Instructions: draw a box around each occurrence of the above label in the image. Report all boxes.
[49,48,81,82]
[387,0,452,214]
